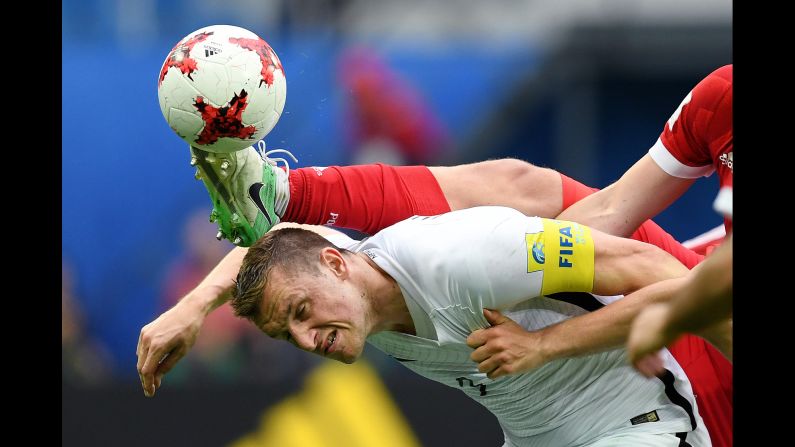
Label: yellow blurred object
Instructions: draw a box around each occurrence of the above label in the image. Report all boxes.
[230,360,420,447]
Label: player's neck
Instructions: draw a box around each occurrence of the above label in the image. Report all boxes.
[356,252,416,336]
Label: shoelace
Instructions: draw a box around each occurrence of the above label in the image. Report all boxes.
[256,140,298,176]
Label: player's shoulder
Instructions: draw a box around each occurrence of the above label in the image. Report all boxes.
[708,64,732,83]
[416,205,529,223]
[376,206,534,252]
[385,206,532,235]
[692,64,732,102]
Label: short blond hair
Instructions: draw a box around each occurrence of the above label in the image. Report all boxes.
[232,228,344,323]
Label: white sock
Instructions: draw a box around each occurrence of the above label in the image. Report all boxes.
[273,166,290,218]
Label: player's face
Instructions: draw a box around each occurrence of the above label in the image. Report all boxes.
[258,266,369,364]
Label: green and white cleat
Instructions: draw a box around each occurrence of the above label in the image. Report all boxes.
[190,140,296,247]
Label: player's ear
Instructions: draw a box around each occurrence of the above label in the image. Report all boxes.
[319,247,348,279]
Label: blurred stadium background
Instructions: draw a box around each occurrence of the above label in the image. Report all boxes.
[62,1,731,445]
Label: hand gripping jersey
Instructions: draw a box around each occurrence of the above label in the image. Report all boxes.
[649,64,733,233]
[328,207,710,447]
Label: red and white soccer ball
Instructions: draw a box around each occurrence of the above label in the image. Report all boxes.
[157,25,286,153]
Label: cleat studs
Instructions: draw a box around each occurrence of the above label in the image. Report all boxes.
[194,168,202,180]
[233,237,242,245]
[231,213,240,224]
[220,161,230,170]
[209,210,218,223]
[190,156,198,166]
[216,231,224,241]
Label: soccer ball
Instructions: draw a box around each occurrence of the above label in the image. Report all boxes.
[157,25,287,153]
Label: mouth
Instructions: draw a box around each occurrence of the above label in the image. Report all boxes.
[324,330,337,355]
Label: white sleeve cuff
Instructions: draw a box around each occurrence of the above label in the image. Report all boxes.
[648,138,715,179]
[713,187,733,219]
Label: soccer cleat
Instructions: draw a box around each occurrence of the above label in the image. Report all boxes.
[190,140,296,247]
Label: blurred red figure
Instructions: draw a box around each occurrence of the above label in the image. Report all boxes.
[339,47,451,165]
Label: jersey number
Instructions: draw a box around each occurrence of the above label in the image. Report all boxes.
[456,377,487,396]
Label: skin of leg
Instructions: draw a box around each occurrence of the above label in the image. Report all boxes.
[428,159,564,217]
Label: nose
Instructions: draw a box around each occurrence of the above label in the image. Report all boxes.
[290,326,317,352]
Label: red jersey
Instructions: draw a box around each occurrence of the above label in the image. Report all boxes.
[648,65,733,233]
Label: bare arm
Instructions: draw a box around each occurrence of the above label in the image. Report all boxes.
[136,222,344,397]
[539,275,686,363]
[660,234,732,333]
[181,246,247,314]
[557,155,695,237]
[589,225,690,296]
[628,235,732,375]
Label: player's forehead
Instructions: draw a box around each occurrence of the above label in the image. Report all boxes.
[258,269,302,336]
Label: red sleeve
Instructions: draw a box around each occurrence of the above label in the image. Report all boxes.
[649,65,732,178]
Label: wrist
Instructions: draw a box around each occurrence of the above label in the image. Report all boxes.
[655,304,682,342]
[181,284,231,316]
[536,327,561,363]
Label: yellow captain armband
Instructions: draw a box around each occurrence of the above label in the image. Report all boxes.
[525,219,595,295]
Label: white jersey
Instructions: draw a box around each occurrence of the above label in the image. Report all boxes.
[327,206,709,447]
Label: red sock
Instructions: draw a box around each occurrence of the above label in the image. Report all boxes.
[282,164,450,235]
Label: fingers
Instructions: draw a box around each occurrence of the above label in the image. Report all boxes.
[468,310,514,347]
[137,326,144,357]
[626,341,653,367]
[466,329,487,349]
[483,308,509,326]
[140,341,176,397]
[632,353,665,378]
[475,356,501,376]
[468,334,504,376]
[473,353,511,379]
[470,344,495,363]
[153,347,185,393]
[137,328,150,394]
[487,366,511,380]
[151,353,170,394]
[140,354,158,397]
